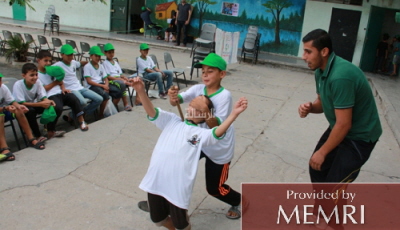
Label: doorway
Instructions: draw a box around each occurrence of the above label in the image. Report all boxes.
[12,2,26,21]
[328,8,362,62]
[110,0,129,33]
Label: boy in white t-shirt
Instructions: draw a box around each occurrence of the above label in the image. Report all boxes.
[102,43,134,111]
[170,53,242,219]
[0,72,46,162]
[131,77,247,230]
[37,50,88,132]
[84,46,122,118]
[136,43,173,99]
[12,63,65,140]
[53,44,102,119]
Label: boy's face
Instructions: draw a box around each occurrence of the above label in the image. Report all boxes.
[105,50,115,60]
[201,65,225,87]
[140,49,149,57]
[62,54,74,65]
[22,70,38,85]
[37,56,52,68]
[186,95,211,123]
[90,54,101,64]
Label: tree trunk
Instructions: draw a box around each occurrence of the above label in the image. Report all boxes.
[274,11,281,45]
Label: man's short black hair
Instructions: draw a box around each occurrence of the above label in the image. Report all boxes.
[302,29,333,54]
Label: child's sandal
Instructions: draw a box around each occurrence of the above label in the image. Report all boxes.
[28,138,45,150]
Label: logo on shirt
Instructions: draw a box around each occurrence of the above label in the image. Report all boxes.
[73,68,76,72]
[187,135,200,147]
[100,71,104,76]
[0,98,4,105]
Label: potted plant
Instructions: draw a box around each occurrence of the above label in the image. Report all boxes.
[4,36,32,63]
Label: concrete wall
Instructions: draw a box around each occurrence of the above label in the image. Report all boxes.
[1,0,111,31]
[300,0,400,66]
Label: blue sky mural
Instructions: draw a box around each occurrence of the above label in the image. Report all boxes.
[148,0,306,55]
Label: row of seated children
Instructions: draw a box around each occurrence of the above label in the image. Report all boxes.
[0,42,141,163]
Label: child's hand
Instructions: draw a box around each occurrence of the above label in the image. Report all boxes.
[232,97,248,115]
[5,105,16,113]
[16,104,29,113]
[168,86,179,103]
[130,77,144,91]
[62,89,71,94]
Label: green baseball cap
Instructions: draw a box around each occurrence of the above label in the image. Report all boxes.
[45,66,65,81]
[194,53,227,71]
[0,73,4,78]
[141,6,146,11]
[89,46,104,56]
[60,44,76,55]
[104,43,115,51]
[140,43,150,50]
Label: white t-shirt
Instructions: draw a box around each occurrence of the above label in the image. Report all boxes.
[137,56,155,74]
[53,60,83,91]
[178,84,235,164]
[13,79,47,103]
[139,108,223,210]
[38,71,61,97]
[0,84,15,107]
[84,62,108,87]
[102,60,123,77]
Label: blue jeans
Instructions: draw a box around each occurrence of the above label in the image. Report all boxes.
[143,70,173,94]
[72,88,103,115]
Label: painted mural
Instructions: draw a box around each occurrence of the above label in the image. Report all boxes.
[147,0,306,56]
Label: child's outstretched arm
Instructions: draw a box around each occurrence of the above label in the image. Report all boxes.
[214,97,248,137]
[130,77,156,118]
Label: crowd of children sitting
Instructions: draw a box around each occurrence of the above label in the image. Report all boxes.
[0,42,170,162]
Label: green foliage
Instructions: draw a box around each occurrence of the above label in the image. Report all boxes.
[4,36,32,62]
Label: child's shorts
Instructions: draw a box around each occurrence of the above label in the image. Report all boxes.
[147,193,189,229]
[393,55,400,65]
[0,111,14,122]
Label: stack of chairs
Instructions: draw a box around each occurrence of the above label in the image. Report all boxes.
[240,25,261,65]
[44,5,59,36]
[190,23,217,79]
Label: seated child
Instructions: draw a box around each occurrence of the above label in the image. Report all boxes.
[130,77,248,230]
[53,44,103,119]
[84,46,122,118]
[136,43,173,99]
[37,50,89,132]
[140,6,163,40]
[12,63,65,140]
[165,11,177,42]
[1,73,46,162]
[102,43,135,110]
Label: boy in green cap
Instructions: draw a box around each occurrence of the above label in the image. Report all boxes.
[1,72,46,161]
[102,43,135,110]
[137,43,173,99]
[130,76,248,230]
[138,53,244,219]
[37,50,88,132]
[84,46,122,118]
[53,44,103,119]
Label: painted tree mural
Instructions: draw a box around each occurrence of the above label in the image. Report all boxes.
[188,0,217,35]
[262,0,293,45]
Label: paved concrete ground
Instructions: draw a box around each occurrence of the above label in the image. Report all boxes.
[0,21,399,230]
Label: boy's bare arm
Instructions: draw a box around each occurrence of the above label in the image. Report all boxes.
[43,80,62,92]
[214,97,247,137]
[130,77,156,118]
[22,98,55,109]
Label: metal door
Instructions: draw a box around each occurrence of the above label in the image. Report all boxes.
[328,8,362,62]
[12,2,26,21]
[360,6,385,71]
[110,0,129,33]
